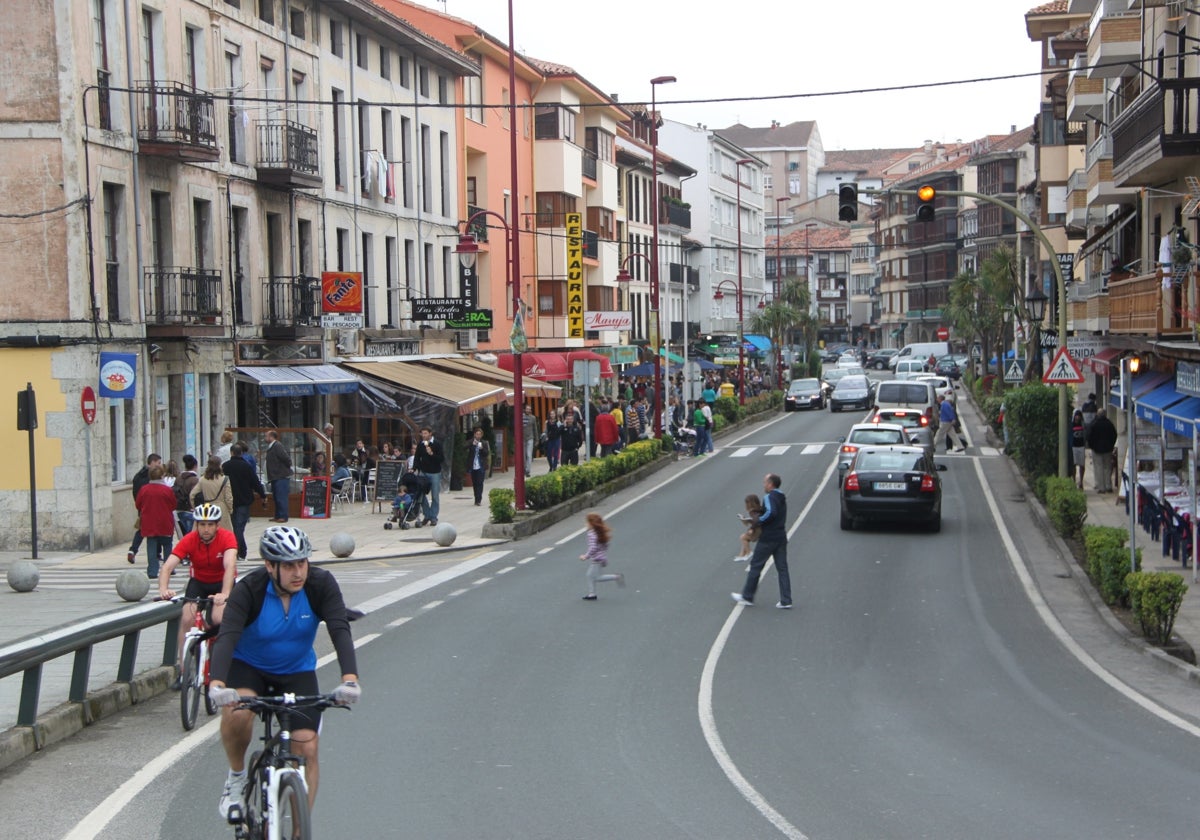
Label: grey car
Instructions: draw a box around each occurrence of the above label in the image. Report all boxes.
[872,408,935,459]
[836,422,909,482]
[830,374,875,412]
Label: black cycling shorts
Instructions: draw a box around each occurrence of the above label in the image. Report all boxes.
[183,578,223,625]
[225,659,322,732]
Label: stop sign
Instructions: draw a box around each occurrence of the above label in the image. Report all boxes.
[936,326,950,341]
[81,386,96,425]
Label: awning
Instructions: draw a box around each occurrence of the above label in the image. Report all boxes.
[1110,370,1171,411]
[1135,382,1189,425]
[495,351,614,382]
[1086,347,1121,375]
[1164,397,1200,439]
[419,357,562,400]
[744,334,772,353]
[234,365,359,398]
[342,361,506,415]
[1077,205,1138,262]
[658,348,686,364]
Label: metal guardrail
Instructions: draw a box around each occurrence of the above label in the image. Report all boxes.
[0,600,180,727]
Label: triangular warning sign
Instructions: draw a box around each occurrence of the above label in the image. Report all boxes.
[1043,347,1084,384]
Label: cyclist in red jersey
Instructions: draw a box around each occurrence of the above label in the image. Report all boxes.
[159,502,239,689]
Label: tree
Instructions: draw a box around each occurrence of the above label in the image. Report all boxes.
[944,246,1020,387]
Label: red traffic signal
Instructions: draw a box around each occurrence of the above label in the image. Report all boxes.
[915,185,936,222]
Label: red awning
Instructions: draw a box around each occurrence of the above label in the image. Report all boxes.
[496,351,614,382]
[1087,347,1121,375]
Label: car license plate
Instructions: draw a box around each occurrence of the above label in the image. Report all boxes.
[874,481,906,491]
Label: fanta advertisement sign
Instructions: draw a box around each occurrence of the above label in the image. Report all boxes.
[321,272,363,314]
[99,351,138,399]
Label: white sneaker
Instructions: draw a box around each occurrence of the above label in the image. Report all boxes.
[732,554,749,562]
[218,772,246,821]
[775,602,793,609]
[730,592,753,606]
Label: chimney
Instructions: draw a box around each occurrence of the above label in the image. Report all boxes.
[923,139,933,154]
[1011,124,1016,134]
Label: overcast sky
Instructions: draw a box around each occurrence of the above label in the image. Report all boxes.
[416,0,1046,150]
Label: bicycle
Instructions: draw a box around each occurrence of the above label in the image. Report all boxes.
[176,595,219,731]
[228,693,347,840]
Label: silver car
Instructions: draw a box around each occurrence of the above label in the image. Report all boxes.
[872,408,935,459]
[837,422,909,483]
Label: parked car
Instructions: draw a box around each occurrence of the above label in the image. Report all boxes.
[830,374,875,412]
[934,353,970,380]
[913,373,956,404]
[871,408,935,459]
[839,445,947,532]
[821,344,850,363]
[784,378,825,411]
[837,422,909,479]
[822,366,866,396]
[866,348,899,370]
[837,353,864,368]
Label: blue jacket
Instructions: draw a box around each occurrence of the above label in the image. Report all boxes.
[939,399,957,424]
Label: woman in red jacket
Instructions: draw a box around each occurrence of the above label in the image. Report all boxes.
[136,464,177,579]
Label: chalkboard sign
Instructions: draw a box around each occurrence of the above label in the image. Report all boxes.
[374,460,404,502]
[301,476,330,519]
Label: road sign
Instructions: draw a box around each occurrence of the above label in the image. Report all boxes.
[936,326,949,341]
[321,313,364,329]
[1003,358,1026,383]
[80,386,96,425]
[1043,347,1085,384]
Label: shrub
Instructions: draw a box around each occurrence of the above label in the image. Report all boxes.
[714,396,743,425]
[1004,383,1060,480]
[523,472,561,510]
[980,395,1005,435]
[489,488,515,523]
[1083,525,1127,563]
[1126,571,1188,644]
[1044,476,1087,539]
[1032,475,1050,503]
[1091,541,1141,605]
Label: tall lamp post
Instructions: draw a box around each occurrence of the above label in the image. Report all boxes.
[454,0,526,509]
[774,196,788,390]
[1025,282,1048,379]
[649,74,676,436]
[734,157,754,405]
[1122,354,1141,574]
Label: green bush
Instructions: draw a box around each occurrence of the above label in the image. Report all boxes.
[1083,525,1127,561]
[1044,476,1087,539]
[1032,475,1050,503]
[489,488,515,523]
[523,472,561,510]
[1126,571,1188,644]
[980,395,1005,436]
[714,395,743,425]
[1003,383,1060,480]
[1090,540,1142,606]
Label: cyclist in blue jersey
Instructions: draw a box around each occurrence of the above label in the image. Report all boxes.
[208,525,360,820]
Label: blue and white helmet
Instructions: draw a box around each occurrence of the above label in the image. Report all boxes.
[259,526,311,564]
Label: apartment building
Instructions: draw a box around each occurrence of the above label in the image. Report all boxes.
[718,121,824,207]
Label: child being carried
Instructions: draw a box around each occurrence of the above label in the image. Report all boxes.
[733,493,765,562]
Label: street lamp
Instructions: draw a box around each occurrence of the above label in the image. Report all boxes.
[734,157,754,405]
[1025,282,1048,379]
[1122,354,1141,574]
[713,279,743,399]
[774,196,788,390]
[616,251,653,370]
[454,0,526,509]
[649,74,676,437]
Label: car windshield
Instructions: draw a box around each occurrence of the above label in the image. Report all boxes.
[856,451,926,472]
[791,379,819,392]
[837,376,869,390]
[849,428,905,445]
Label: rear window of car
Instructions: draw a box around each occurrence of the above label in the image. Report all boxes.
[879,412,920,427]
[856,451,926,471]
[849,428,906,445]
[791,379,819,391]
[877,383,931,403]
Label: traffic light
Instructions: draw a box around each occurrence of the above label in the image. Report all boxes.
[838,182,858,222]
[915,185,936,222]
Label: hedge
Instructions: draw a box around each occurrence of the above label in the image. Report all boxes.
[1082,524,1142,605]
[1044,476,1087,539]
[1125,571,1188,644]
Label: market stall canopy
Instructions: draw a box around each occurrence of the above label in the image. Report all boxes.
[342,361,505,415]
[419,356,562,400]
[1110,370,1171,411]
[1135,382,1190,426]
[235,364,360,398]
[496,351,614,382]
[744,334,772,354]
[1163,397,1200,439]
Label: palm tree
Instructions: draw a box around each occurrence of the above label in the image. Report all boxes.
[944,246,1019,385]
[749,278,812,383]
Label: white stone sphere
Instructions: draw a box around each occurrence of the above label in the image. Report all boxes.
[7,560,39,592]
[329,533,356,558]
[116,569,150,602]
[432,522,457,547]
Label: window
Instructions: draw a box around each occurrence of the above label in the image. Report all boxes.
[420,124,432,212]
[289,7,305,39]
[357,100,369,196]
[400,115,412,207]
[110,400,134,483]
[465,176,477,206]
[464,54,482,123]
[258,0,273,25]
[439,131,450,216]
[329,19,343,58]
[534,192,577,227]
[92,0,113,128]
[538,280,564,315]
[381,109,393,202]
[331,88,344,188]
[534,105,576,142]
[102,182,123,319]
[397,55,409,88]
[437,74,447,104]
[193,199,212,270]
[356,33,367,70]
[184,26,200,89]
[362,232,373,327]
[585,127,613,163]
[224,44,245,163]
[379,46,390,80]
[297,218,312,275]
[385,237,398,326]
[418,65,429,98]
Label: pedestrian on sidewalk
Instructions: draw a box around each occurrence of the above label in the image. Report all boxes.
[544,407,563,471]
[1086,409,1118,493]
[1071,409,1088,489]
[580,512,624,600]
[732,473,791,609]
[222,445,265,560]
[136,464,176,580]
[522,404,538,478]
[594,402,620,456]
[934,395,965,453]
[126,453,162,563]
[264,430,293,522]
[414,426,444,526]
[468,426,490,506]
[559,412,583,466]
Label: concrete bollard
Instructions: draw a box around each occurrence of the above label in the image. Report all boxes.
[329,533,355,558]
[115,569,150,602]
[431,522,457,547]
[6,560,39,592]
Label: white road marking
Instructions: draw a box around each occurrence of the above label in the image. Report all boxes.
[801,444,824,455]
[764,445,790,456]
[730,447,755,458]
[353,633,380,647]
[386,617,412,628]
[537,547,555,554]
[496,566,516,575]
[517,557,534,565]
[421,600,444,610]
[448,588,469,598]
[980,446,1001,457]
[353,550,511,614]
[473,577,492,585]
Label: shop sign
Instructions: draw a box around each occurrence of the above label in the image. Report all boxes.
[364,339,420,357]
[566,212,584,338]
[236,341,322,363]
[321,272,363,314]
[446,309,493,330]
[1177,361,1200,397]
[413,298,467,321]
[584,311,632,331]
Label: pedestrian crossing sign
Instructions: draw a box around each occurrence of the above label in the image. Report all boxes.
[1003,359,1026,383]
[1043,347,1084,384]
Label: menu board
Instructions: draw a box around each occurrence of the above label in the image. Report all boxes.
[374,460,403,502]
[301,476,330,519]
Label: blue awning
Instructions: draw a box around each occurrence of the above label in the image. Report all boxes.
[1110,370,1171,411]
[1163,396,1200,439]
[744,334,772,353]
[235,365,360,398]
[1135,382,1189,425]
[296,364,359,395]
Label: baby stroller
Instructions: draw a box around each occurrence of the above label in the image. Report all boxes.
[384,471,431,530]
[669,422,696,458]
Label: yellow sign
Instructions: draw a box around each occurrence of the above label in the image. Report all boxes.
[566,213,584,338]
[648,308,659,348]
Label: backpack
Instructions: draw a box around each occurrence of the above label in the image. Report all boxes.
[174,475,195,512]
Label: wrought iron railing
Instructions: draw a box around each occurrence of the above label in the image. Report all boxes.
[144,266,222,324]
[467,204,489,242]
[262,275,321,328]
[665,203,692,229]
[1112,78,1200,168]
[134,80,217,150]
[256,120,319,173]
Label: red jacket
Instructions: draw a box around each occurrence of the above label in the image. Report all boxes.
[136,483,177,537]
[594,412,620,446]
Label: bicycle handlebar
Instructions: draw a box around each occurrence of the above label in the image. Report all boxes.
[235,693,349,715]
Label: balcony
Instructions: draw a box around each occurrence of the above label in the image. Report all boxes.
[1086,132,1139,204]
[1068,288,1110,334]
[1085,9,1141,79]
[1067,56,1105,121]
[1107,268,1194,337]
[144,267,223,336]
[135,81,219,162]
[256,121,321,189]
[582,149,598,181]
[670,263,700,292]
[583,230,598,260]
[1066,169,1089,231]
[663,202,692,231]
[1112,78,1200,185]
[466,204,488,242]
[262,275,322,337]
[818,287,846,301]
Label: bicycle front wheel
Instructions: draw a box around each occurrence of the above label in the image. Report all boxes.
[179,637,201,731]
[271,772,311,840]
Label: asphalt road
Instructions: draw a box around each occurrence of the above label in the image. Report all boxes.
[7,403,1200,839]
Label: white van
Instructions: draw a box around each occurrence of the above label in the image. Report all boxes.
[893,359,929,380]
[889,341,950,370]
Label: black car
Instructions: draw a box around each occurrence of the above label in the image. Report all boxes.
[784,378,825,411]
[839,445,947,532]
[829,375,875,412]
[934,354,969,380]
[865,349,898,370]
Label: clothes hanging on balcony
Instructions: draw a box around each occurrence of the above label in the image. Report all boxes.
[385,161,395,200]
[1160,235,1173,289]
[376,154,387,199]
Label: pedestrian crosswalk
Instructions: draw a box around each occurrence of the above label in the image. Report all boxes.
[699,443,982,460]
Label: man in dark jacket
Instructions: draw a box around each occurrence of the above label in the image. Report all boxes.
[127,453,162,563]
[264,430,293,522]
[412,426,445,526]
[1086,408,1119,493]
[559,412,584,466]
[223,443,267,560]
[733,473,791,608]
